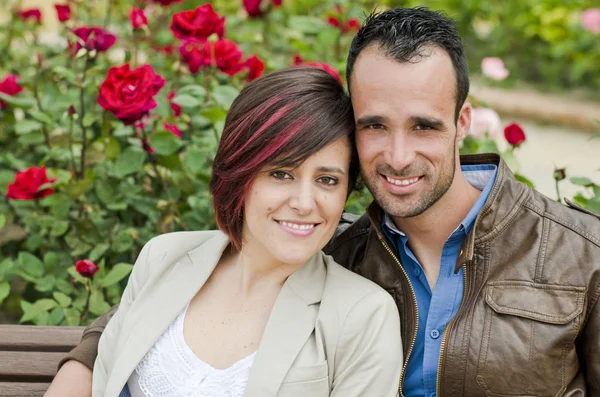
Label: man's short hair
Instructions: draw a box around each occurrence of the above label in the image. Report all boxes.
[346,7,470,122]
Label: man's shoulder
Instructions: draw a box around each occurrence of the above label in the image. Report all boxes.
[522,186,600,247]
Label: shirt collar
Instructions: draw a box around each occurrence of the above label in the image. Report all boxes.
[383,164,498,237]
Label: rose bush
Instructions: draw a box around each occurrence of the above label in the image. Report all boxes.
[0,0,597,327]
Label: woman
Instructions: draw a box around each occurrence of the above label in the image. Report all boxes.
[91,67,402,397]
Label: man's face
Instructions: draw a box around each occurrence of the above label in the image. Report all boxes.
[350,45,470,218]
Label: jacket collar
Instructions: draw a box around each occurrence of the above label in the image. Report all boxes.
[365,153,531,272]
[105,231,327,397]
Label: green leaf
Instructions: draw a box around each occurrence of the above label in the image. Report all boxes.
[28,110,53,125]
[88,243,110,262]
[34,298,58,312]
[53,291,72,308]
[83,112,96,127]
[0,214,5,230]
[114,148,146,177]
[52,65,78,84]
[67,266,88,284]
[35,275,56,292]
[89,289,111,315]
[112,229,134,252]
[289,16,327,34]
[570,177,594,187]
[20,301,37,323]
[172,94,201,108]
[50,220,70,237]
[588,198,600,214]
[514,173,535,188]
[149,132,183,156]
[0,282,10,305]
[64,307,81,326]
[184,147,208,175]
[15,119,43,135]
[18,252,45,277]
[49,307,65,325]
[102,263,133,287]
[18,131,46,145]
[0,93,36,108]
[177,85,207,99]
[199,108,227,124]
[212,86,239,109]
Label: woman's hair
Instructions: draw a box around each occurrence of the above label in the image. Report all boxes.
[210,66,358,249]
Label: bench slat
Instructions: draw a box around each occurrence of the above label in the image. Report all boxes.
[0,351,66,378]
[0,382,49,397]
[0,326,83,351]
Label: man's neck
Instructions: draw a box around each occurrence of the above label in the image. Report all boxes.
[392,170,481,289]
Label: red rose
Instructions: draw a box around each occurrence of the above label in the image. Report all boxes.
[344,18,360,33]
[170,4,225,43]
[70,27,117,54]
[0,74,24,109]
[504,122,526,147]
[328,16,340,28]
[293,55,342,84]
[130,8,148,30]
[18,8,42,24]
[244,0,262,17]
[54,4,71,22]
[75,259,99,278]
[180,39,244,76]
[163,122,182,138]
[6,166,56,200]
[167,91,182,117]
[149,0,183,5]
[272,0,282,6]
[245,55,265,81]
[98,64,166,125]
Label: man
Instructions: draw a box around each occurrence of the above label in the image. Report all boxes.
[48,7,600,397]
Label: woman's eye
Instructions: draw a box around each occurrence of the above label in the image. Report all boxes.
[317,176,338,186]
[271,171,292,180]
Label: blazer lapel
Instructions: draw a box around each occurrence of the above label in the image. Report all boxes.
[105,232,230,397]
[244,252,327,397]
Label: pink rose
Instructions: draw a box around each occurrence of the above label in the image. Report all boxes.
[469,108,502,139]
[582,8,600,34]
[70,26,117,54]
[481,57,509,81]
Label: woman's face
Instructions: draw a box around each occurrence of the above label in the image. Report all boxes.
[242,137,351,268]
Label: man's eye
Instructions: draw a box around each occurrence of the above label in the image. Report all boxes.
[317,176,338,186]
[368,124,385,130]
[271,171,292,180]
[415,124,433,131]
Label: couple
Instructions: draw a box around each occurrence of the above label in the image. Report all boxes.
[48,6,600,397]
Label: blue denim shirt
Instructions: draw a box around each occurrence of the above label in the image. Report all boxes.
[383,164,497,397]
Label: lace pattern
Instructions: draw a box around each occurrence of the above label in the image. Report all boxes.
[133,305,257,397]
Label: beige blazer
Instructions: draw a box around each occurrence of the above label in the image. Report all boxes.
[92,230,402,397]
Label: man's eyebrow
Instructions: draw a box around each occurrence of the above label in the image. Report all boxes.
[355,115,389,128]
[409,116,446,129]
[317,166,346,175]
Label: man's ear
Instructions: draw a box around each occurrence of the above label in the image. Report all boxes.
[456,101,472,143]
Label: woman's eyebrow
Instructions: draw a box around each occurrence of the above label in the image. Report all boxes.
[317,166,346,175]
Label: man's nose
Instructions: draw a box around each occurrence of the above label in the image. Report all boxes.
[384,131,416,172]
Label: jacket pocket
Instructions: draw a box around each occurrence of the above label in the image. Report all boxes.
[476,281,585,397]
[278,362,329,396]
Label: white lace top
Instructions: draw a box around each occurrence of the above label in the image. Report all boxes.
[127,305,257,397]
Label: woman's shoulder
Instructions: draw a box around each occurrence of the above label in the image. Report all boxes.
[319,252,395,311]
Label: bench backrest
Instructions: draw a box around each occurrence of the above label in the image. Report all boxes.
[0,325,84,397]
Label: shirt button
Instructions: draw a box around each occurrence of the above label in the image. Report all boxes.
[414,267,421,276]
[430,329,440,339]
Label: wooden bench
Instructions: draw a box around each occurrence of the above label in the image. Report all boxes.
[0,325,84,397]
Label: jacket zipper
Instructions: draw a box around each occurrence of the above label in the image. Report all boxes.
[375,230,419,397]
[436,263,468,397]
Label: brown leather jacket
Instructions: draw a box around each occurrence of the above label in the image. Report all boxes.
[66,153,600,396]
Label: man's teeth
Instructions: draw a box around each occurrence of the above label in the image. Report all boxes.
[280,221,315,230]
[386,176,419,186]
